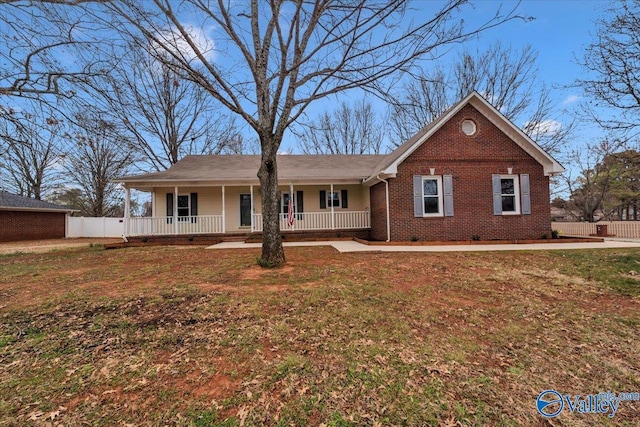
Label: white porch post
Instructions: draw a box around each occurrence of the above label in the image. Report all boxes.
[289,184,294,231]
[124,186,131,236]
[221,185,226,233]
[173,186,178,235]
[330,183,335,230]
[250,184,254,233]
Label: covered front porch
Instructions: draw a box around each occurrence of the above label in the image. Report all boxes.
[123,183,371,237]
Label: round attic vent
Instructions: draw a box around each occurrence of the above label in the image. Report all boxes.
[461,119,477,136]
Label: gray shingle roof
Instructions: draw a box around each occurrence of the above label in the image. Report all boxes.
[0,191,75,212]
[116,92,564,188]
[117,154,386,185]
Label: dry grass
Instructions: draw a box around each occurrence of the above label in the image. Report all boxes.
[1,245,639,426]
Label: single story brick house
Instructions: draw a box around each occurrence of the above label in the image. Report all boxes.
[116,92,564,242]
[0,191,77,242]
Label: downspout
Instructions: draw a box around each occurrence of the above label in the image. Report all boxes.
[374,175,391,242]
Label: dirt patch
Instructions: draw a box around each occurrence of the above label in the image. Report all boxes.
[0,238,122,255]
[240,264,294,280]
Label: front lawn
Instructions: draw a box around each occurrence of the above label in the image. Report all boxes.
[1,246,639,426]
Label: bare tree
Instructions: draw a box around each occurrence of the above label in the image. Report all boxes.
[0,1,106,99]
[298,99,385,155]
[96,0,522,266]
[389,42,573,156]
[64,115,134,217]
[93,47,242,171]
[578,0,640,140]
[0,104,64,199]
[219,134,260,155]
[563,139,627,222]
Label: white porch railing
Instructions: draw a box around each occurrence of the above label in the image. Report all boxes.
[251,211,370,232]
[552,221,640,238]
[128,216,224,236]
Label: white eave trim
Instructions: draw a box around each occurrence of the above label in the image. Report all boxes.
[469,96,565,176]
[365,91,565,179]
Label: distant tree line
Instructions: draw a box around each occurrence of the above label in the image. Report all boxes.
[556,146,640,222]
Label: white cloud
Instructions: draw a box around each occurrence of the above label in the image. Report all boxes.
[155,23,216,63]
[524,120,562,136]
[562,94,581,105]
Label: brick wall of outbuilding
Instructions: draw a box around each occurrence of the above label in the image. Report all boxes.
[0,210,67,242]
[370,104,553,242]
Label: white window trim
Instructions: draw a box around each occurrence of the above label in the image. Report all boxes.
[327,191,342,209]
[499,175,520,215]
[422,176,444,217]
[177,194,191,220]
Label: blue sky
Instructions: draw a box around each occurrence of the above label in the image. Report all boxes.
[478,0,605,99]
[453,0,609,139]
[279,0,611,153]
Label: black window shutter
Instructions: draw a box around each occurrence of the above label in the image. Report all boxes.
[166,193,174,224]
[319,190,326,209]
[296,190,304,219]
[190,193,198,223]
[341,190,348,208]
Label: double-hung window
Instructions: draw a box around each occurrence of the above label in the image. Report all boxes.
[413,175,453,218]
[422,177,443,216]
[492,174,530,215]
[166,192,198,223]
[177,195,190,221]
[281,191,304,219]
[327,191,341,208]
[319,190,348,209]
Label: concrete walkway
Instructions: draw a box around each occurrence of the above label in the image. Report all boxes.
[208,238,640,253]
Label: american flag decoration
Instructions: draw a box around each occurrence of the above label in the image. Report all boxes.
[287,197,295,227]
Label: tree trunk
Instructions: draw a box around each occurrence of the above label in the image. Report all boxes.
[257,136,285,267]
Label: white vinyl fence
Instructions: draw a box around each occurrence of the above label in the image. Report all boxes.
[68,217,124,238]
[552,221,640,239]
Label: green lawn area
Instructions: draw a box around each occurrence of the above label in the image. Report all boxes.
[1,246,639,426]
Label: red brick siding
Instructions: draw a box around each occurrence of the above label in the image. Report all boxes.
[0,210,67,242]
[372,104,552,241]
[370,182,388,241]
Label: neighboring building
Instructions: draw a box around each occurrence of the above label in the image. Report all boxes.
[116,92,564,242]
[0,191,77,242]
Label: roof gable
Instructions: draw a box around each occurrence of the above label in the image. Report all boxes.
[366,91,564,181]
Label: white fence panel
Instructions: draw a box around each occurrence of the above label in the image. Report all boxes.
[68,217,125,238]
[552,221,640,238]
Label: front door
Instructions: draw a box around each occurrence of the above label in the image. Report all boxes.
[240,194,252,227]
